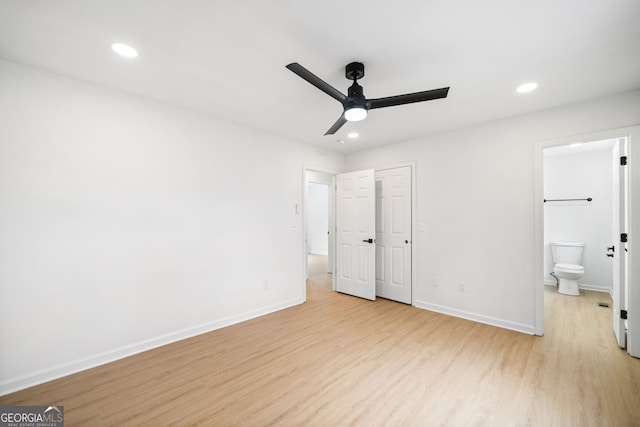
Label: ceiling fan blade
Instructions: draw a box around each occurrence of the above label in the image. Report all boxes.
[286,63,347,105]
[324,114,347,135]
[367,87,449,110]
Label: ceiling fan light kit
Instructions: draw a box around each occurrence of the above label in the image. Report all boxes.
[286,61,449,135]
[344,105,367,121]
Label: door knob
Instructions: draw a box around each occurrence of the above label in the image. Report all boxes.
[362,238,373,244]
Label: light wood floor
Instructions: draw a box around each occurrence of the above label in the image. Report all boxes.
[2,268,639,426]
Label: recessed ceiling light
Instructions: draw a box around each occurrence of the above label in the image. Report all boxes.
[347,132,359,139]
[569,143,583,148]
[111,42,138,58]
[516,82,538,93]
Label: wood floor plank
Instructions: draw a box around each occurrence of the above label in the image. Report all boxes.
[1,266,639,426]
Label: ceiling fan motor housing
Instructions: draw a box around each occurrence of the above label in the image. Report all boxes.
[345,62,365,81]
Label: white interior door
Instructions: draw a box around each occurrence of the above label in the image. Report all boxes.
[336,169,376,300]
[612,138,628,348]
[375,167,412,304]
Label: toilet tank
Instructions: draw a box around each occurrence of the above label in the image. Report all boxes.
[551,242,584,265]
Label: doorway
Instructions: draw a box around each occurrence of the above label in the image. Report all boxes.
[542,138,619,339]
[534,126,639,358]
[543,138,616,293]
[307,181,329,277]
[304,169,335,287]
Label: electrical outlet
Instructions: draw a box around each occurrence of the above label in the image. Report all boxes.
[433,277,439,287]
[263,280,269,290]
[458,282,464,293]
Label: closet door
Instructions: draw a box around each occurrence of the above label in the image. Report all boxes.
[375,166,412,304]
[335,169,376,300]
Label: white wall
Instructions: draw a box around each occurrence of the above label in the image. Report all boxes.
[0,59,343,394]
[345,90,640,333]
[543,146,614,291]
[307,183,329,255]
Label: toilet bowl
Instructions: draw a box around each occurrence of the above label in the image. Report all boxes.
[553,263,584,296]
[551,242,585,296]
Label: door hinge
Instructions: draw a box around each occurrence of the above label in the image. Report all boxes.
[621,310,628,320]
[621,233,628,243]
[620,156,627,166]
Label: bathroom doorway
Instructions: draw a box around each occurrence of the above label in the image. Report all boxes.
[542,138,617,295]
[535,127,639,358]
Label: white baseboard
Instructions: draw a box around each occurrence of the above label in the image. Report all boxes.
[578,283,611,294]
[0,297,304,396]
[413,300,535,335]
[545,281,611,295]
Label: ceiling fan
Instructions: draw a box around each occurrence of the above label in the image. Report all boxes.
[286,61,450,135]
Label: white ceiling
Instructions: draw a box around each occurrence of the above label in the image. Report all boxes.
[0,0,638,154]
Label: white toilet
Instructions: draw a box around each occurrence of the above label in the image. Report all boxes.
[551,241,585,296]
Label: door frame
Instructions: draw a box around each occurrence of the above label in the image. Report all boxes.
[533,126,640,357]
